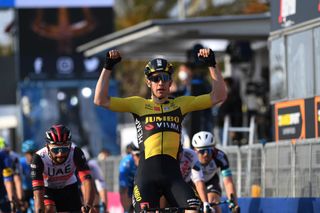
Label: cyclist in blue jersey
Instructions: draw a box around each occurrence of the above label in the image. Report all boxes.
[0,137,25,211]
[119,141,140,213]
[20,139,38,213]
[0,137,17,213]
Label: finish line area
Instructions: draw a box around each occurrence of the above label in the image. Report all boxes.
[106,192,320,213]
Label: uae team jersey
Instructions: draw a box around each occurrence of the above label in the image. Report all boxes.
[31,144,91,189]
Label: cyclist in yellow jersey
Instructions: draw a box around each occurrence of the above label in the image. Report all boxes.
[94,48,227,213]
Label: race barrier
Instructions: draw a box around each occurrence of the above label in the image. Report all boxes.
[107,192,123,213]
[221,197,320,213]
[108,192,320,213]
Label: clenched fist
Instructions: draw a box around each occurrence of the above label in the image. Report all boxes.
[104,49,121,70]
[198,48,216,67]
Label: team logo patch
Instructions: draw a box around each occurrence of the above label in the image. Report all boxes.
[144,124,155,131]
[156,59,162,67]
[133,185,142,201]
[170,103,176,108]
[140,202,150,210]
[163,106,170,111]
[145,104,153,110]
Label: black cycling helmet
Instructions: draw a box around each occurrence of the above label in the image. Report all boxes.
[129,140,140,155]
[45,124,71,145]
[144,58,174,77]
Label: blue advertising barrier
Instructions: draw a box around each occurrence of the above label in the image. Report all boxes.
[220,197,320,213]
[0,0,14,7]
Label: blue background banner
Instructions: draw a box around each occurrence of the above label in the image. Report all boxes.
[221,198,320,213]
[0,0,14,7]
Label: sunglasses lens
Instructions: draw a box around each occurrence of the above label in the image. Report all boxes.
[199,149,212,155]
[149,74,171,82]
[51,146,70,154]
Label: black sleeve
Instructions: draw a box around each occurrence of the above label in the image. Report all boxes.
[30,154,45,190]
[73,147,90,172]
[74,147,92,181]
[215,149,230,171]
[12,156,21,175]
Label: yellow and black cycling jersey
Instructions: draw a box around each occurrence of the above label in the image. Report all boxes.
[109,94,212,160]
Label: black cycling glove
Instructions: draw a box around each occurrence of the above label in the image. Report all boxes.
[198,48,216,67]
[231,205,240,213]
[104,53,121,70]
[82,205,91,213]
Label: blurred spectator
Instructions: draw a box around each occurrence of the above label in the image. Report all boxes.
[171,44,214,139]
[217,77,243,145]
[189,67,213,137]
[97,148,111,161]
[172,63,193,96]
[245,81,259,124]
[246,80,272,142]
[171,63,193,138]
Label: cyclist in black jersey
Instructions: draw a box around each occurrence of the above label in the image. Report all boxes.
[94,48,227,212]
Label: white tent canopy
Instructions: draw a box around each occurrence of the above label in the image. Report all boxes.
[77,13,270,61]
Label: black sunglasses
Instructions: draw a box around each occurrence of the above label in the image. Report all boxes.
[198,148,213,155]
[134,153,140,157]
[50,146,70,154]
[148,73,171,83]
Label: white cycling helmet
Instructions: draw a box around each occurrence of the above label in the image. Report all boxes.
[192,131,215,149]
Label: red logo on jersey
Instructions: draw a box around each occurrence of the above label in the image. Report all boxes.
[154,106,160,111]
[144,124,154,131]
[140,202,150,210]
[180,160,191,178]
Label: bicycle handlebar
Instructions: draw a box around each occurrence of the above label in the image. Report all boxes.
[141,193,238,213]
[141,194,238,212]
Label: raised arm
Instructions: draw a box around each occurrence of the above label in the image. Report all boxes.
[94,50,121,109]
[198,48,227,106]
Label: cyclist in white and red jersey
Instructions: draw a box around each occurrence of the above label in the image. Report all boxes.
[31,124,95,213]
